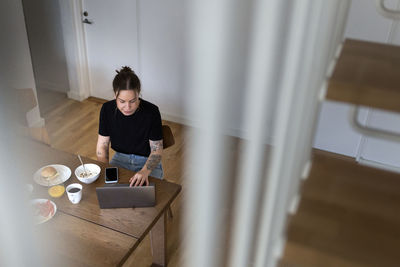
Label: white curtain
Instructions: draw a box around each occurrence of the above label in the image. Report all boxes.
[183,0,351,266]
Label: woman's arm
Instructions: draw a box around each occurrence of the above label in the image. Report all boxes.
[146,139,163,171]
[130,139,163,186]
[96,134,110,163]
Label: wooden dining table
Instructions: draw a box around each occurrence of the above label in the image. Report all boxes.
[23,140,181,267]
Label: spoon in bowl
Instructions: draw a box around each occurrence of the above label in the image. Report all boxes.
[77,155,88,177]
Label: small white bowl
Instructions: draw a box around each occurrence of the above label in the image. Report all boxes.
[75,164,101,184]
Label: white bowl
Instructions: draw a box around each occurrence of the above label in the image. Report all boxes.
[75,164,101,184]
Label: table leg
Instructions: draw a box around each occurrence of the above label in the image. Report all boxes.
[150,212,167,267]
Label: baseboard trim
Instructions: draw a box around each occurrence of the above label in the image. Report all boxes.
[29,117,45,128]
[68,90,87,101]
[26,107,45,127]
[87,97,107,104]
[160,112,276,142]
[358,157,400,174]
[160,112,194,127]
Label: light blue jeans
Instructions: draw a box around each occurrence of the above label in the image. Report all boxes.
[110,152,163,179]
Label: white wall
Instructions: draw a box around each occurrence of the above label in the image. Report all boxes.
[138,0,252,137]
[138,0,186,123]
[345,0,398,42]
[22,0,70,93]
[313,0,400,157]
[0,0,43,127]
[0,1,35,90]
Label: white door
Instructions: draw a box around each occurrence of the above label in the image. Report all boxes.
[82,0,139,100]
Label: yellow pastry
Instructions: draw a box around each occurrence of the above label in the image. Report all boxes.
[48,185,65,198]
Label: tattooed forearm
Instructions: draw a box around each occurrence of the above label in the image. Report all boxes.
[97,150,108,157]
[146,154,162,171]
[96,135,110,163]
[150,140,163,152]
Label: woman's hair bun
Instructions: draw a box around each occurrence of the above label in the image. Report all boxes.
[112,65,141,94]
[116,66,134,74]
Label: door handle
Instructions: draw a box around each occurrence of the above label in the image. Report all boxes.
[83,18,93,24]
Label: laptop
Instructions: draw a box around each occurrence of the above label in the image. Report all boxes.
[96,183,156,209]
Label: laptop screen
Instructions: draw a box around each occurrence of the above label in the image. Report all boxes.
[96,183,156,209]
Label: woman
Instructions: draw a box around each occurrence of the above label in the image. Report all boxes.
[96,66,163,187]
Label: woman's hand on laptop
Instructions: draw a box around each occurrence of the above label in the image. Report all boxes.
[129,169,149,187]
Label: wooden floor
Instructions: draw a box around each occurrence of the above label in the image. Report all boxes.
[41,95,400,267]
[280,151,400,267]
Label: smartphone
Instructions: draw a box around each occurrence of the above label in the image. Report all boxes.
[105,167,118,183]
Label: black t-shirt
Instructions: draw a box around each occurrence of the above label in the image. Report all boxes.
[98,99,163,156]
